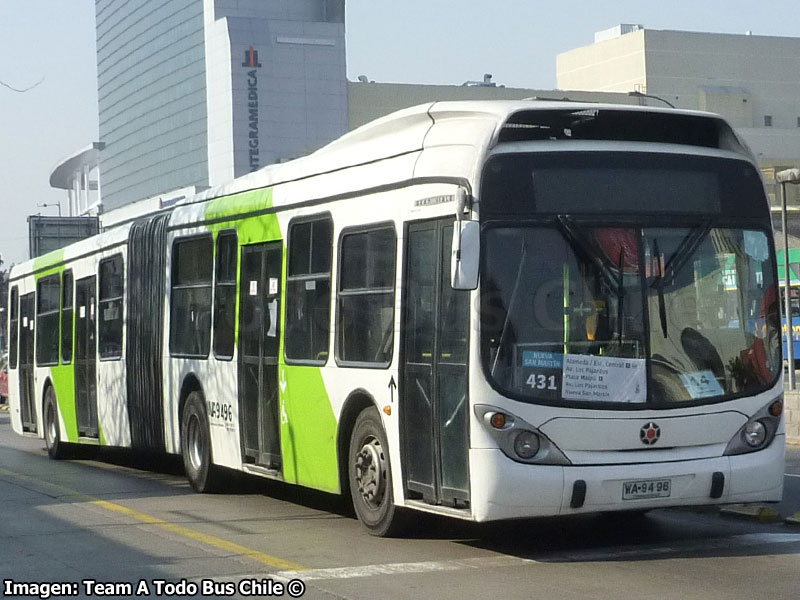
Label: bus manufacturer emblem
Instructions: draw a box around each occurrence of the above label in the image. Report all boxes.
[640,422,660,445]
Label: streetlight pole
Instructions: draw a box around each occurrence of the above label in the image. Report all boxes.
[37,202,62,217]
[776,168,800,389]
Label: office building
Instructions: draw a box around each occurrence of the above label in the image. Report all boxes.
[94,0,346,211]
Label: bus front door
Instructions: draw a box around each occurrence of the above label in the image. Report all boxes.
[239,243,283,469]
[75,276,98,438]
[402,219,470,507]
[19,293,36,433]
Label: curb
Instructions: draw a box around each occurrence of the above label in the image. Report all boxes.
[719,504,782,523]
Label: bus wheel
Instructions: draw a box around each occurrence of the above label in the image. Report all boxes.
[43,387,69,460]
[348,407,407,537]
[181,391,219,493]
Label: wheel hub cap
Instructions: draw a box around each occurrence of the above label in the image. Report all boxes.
[355,437,386,508]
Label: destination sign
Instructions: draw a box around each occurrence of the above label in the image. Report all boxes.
[561,354,646,403]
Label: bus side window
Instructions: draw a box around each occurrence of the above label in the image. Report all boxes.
[99,254,124,360]
[336,225,396,366]
[9,286,18,369]
[285,216,332,364]
[170,236,213,358]
[36,274,61,366]
[61,271,74,364]
[213,231,238,359]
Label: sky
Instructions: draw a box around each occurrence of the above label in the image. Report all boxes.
[1,0,799,266]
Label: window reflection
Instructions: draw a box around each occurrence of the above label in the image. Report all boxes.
[481,226,779,405]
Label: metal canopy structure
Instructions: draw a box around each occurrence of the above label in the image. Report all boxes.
[49,142,104,216]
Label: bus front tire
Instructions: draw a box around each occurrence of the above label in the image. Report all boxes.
[44,387,69,460]
[348,407,407,537]
[181,391,219,493]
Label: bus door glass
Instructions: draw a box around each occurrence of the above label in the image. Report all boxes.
[239,243,283,469]
[75,276,98,438]
[19,292,36,432]
[402,218,470,506]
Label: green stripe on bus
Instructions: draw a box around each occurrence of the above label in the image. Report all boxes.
[32,249,66,275]
[280,365,339,493]
[51,365,78,442]
[204,187,273,226]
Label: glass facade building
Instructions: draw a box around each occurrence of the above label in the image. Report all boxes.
[96,0,208,210]
[95,0,347,210]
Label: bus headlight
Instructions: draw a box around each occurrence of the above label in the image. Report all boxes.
[475,405,571,465]
[724,397,782,456]
[743,420,767,447]
[513,431,540,459]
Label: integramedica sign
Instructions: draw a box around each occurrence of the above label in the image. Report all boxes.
[242,45,261,172]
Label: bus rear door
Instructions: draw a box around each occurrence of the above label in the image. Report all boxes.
[75,276,99,438]
[239,242,283,469]
[19,292,36,433]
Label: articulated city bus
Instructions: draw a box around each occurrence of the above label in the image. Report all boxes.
[6,101,785,536]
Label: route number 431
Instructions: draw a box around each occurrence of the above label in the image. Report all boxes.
[526,373,557,390]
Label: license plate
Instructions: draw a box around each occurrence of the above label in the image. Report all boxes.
[622,478,671,500]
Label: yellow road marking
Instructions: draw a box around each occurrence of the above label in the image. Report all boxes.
[0,465,307,572]
[92,500,306,571]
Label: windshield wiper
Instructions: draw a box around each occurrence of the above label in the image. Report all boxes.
[617,246,625,348]
[653,238,668,338]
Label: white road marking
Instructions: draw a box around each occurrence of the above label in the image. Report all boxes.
[275,556,535,581]
[785,473,800,478]
[274,534,800,580]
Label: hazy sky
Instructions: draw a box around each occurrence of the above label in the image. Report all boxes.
[1,0,798,266]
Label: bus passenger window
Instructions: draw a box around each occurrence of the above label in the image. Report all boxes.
[337,225,396,366]
[61,271,74,364]
[213,232,237,359]
[36,275,61,366]
[99,255,124,359]
[9,287,18,369]
[285,217,332,364]
[170,237,213,358]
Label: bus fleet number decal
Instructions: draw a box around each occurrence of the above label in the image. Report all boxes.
[526,373,557,390]
[208,401,233,422]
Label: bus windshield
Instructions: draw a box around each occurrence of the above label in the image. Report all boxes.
[480,158,780,407]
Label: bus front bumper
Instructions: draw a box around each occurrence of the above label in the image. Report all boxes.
[468,437,785,522]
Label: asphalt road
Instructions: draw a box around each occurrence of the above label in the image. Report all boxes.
[1,410,799,600]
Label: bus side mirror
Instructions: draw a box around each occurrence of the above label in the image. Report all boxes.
[451,220,479,290]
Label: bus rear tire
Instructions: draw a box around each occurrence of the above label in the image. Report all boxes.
[348,407,408,537]
[44,386,70,460]
[181,391,219,493]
